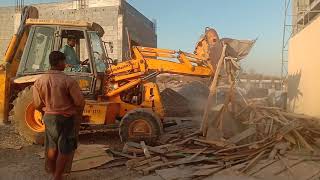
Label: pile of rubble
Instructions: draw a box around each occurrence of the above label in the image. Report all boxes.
[106,103,320,179]
[105,35,320,179]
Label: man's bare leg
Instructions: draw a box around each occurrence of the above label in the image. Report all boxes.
[53,152,74,180]
[46,148,57,175]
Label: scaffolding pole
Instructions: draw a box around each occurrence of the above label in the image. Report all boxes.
[281,0,291,85]
[282,0,320,85]
[15,0,24,12]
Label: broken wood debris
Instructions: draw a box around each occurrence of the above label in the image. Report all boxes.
[105,102,320,179]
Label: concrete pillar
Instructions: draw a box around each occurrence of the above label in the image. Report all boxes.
[13,13,21,34]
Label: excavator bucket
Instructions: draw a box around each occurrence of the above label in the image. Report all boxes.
[194,27,256,66]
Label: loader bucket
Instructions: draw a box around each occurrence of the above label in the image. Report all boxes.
[194,27,256,67]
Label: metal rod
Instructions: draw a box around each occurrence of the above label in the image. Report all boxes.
[281,0,290,83]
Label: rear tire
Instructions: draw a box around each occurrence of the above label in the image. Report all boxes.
[119,109,163,144]
[10,87,44,144]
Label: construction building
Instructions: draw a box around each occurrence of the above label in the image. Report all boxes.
[0,0,157,61]
[288,0,320,117]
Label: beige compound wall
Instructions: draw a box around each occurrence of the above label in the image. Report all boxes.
[288,15,320,117]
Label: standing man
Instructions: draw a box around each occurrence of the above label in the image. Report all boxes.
[60,35,80,69]
[33,51,85,180]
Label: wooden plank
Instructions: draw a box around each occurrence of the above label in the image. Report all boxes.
[193,164,222,170]
[161,156,169,163]
[241,150,266,173]
[134,165,149,171]
[140,141,151,158]
[278,155,294,179]
[214,82,236,130]
[187,147,208,161]
[193,138,233,148]
[135,156,161,168]
[110,150,136,159]
[268,147,278,160]
[274,158,305,175]
[235,106,249,118]
[193,141,211,147]
[201,44,227,136]
[174,156,209,166]
[277,110,289,123]
[277,121,300,138]
[272,116,287,125]
[138,174,163,180]
[284,133,297,145]
[269,118,274,135]
[126,157,146,169]
[256,106,282,110]
[98,159,127,169]
[155,167,194,180]
[71,155,114,172]
[126,142,166,154]
[227,127,256,144]
[293,130,315,152]
[249,110,256,123]
[215,137,271,154]
[247,159,278,176]
[142,161,174,175]
[159,134,178,144]
[192,167,224,177]
[175,137,193,145]
[184,130,200,139]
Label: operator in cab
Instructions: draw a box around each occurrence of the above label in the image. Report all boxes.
[60,35,81,72]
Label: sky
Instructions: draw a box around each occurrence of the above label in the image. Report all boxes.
[1,0,286,76]
[126,0,285,76]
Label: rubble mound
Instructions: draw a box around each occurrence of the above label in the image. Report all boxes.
[177,81,210,115]
[107,103,320,179]
[160,88,192,117]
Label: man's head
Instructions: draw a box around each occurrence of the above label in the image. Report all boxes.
[49,51,66,71]
[67,35,76,47]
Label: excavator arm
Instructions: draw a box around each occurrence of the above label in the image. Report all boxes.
[0,6,38,123]
[105,46,215,97]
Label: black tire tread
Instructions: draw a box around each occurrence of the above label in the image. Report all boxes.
[9,87,44,144]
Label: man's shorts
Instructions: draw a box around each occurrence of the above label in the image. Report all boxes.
[43,114,78,154]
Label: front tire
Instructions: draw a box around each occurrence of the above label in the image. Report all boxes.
[119,109,163,143]
[10,87,44,144]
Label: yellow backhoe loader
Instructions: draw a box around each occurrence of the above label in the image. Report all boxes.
[0,6,254,144]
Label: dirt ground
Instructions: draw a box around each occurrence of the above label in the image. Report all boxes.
[0,78,213,180]
[0,125,142,180]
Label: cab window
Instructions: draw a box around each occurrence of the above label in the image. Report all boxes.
[88,31,106,73]
[22,26,54,73]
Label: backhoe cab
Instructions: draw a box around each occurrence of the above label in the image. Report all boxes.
[6,18,120,144]
[17,19,107,92]
[1,13,174,144]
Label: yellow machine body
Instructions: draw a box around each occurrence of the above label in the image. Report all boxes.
[1,6,217,143]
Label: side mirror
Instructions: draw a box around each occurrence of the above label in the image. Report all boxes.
[112,59,118,65]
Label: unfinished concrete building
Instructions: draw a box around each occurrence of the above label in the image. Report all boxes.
[288,0,320,117]
[0,0,157,61]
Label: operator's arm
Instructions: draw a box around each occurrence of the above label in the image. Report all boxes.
[32,83,44,111]
[69,80,85,112]
[59,45,66,53]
